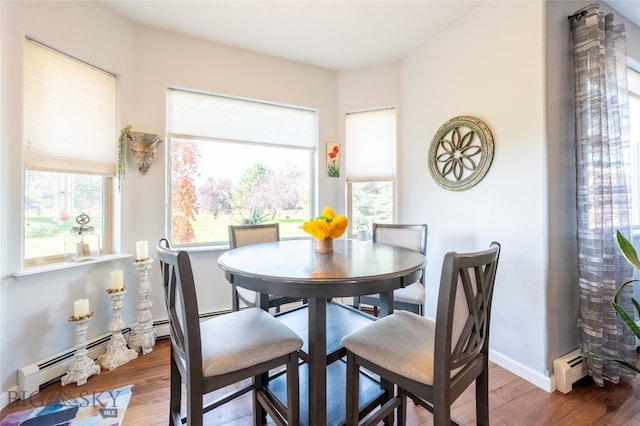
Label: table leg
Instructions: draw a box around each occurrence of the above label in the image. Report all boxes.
[257,292,269,311]
[379,290,394,317]
[308,297,327,426]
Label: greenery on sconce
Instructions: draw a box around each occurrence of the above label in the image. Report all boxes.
[117,124,132,191]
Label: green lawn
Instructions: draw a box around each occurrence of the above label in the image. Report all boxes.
[24,213,307,260]
[190,214,307,243]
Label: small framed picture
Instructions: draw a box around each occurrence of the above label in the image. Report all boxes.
[327,142,340,177]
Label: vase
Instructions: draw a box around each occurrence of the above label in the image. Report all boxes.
[315,238,333,254]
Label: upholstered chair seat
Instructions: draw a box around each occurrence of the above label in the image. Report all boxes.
[200,308,303,376]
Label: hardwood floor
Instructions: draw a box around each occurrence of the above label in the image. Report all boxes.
[2,338,639,425]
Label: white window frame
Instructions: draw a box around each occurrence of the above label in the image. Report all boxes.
[166,88,317,246]
[345,107,397,238]
[23,39,115,266]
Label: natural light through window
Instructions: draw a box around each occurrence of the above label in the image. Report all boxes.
[167,89,316,245]
[345,108,397,237]
[23,39,114,265]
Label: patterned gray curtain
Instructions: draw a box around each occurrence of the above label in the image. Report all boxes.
[569,4,634,386]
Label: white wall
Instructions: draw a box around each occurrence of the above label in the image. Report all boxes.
[0,1,338,395]
[401,1,549,388]
[335,1,550,389]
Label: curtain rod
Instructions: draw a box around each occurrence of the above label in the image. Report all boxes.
[568,10,587,21]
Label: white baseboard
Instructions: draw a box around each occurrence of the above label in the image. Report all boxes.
[489,348,555,392]
[2,311,219,410]
[1,385,19,410]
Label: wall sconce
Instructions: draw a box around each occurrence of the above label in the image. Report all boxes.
[128,131,162,175]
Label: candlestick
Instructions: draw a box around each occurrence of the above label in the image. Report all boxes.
[110,270,124,290]
[97,289,138,370]
[61,317,100,386]
[129,258,156,354]
[135,240,148,261]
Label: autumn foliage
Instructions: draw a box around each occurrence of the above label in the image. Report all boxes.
[171,140,200,243]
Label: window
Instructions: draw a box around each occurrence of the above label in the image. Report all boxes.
[23,39,115,265]
[629,68,640,227]
[345,108,397,237]
[167,89,316,245]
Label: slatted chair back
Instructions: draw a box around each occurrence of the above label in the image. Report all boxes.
[158,238,201,375]
[436,242,501,375]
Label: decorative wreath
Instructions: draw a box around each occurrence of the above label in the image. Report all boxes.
[428,116,494,191]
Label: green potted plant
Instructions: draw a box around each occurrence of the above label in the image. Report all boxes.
[612,230,640,373]
[582,231,640,373]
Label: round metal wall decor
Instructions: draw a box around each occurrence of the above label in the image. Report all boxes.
[428,116,494,191]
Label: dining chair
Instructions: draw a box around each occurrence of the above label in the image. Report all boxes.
[342,242,501,426]
[229,223,304,313]
[354,223,428,315]
[157,238,303,426]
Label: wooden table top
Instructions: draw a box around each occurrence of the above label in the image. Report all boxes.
[218,238,426,299]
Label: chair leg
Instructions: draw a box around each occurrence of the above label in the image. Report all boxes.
[232,284,240,312]
[476,363,490,426]
[380,378,394,426]
[432,387,451,426]
[253,373,268,425]
[169,357,182,426]
[345,351,360,425]
[397,388,407,426]
[186,379,204,426]
[286,353,300,426]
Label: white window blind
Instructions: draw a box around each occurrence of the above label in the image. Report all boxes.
[345,108,396,179]
[23,39,116,175]
[167,88,315,148]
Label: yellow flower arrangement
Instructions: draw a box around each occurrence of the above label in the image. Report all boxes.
[302,207,348,240]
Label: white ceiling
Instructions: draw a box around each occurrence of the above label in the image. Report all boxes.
[100,1,482,70]
[101,1,640,71]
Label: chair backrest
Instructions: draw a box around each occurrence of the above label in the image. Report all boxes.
[373,223,428,283]
[157,238,203,377]
[228,223,280,249]
[434,242,501,381]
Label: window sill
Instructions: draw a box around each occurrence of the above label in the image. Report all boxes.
[13,254,133,281]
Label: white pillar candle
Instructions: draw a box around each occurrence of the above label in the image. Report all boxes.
[73,298,89,317]
[110,270,123,290]
[136,240,148,260]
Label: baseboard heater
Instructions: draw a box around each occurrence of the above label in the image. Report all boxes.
[553,348,586,394]
[16,310,226,398]
[17,327,131,397]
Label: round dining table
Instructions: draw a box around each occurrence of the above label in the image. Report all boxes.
[218,238,426,426]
